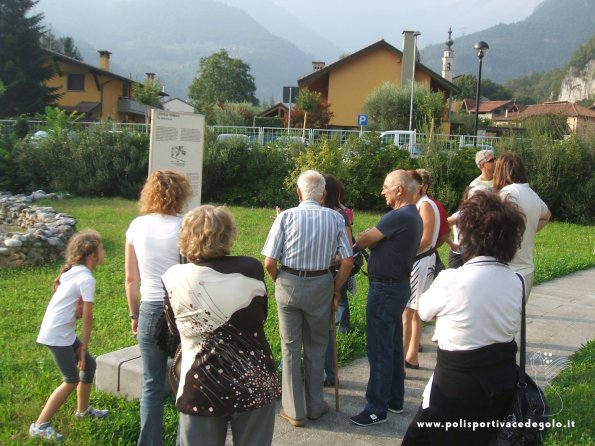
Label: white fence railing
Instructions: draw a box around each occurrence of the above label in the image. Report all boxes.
[0,120,503,148]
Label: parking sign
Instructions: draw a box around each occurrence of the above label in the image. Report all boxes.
[357,114,368,126]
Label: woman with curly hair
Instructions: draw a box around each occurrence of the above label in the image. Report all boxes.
[125,170,191,446]
[402,190,526,445]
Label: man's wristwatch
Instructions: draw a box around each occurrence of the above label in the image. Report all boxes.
[130,313,139,320]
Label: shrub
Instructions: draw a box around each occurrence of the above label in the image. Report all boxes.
[202,138,295,207]
[253,116,284,128]
[340,133,413,210]
[10,124,149,198]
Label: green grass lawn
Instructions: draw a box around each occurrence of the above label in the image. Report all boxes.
[1,197,593,445]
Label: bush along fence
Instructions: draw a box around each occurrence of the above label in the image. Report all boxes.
[0,123,593,224]
[0,191,76,268]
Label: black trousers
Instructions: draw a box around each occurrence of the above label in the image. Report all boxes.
[402,342,517,446]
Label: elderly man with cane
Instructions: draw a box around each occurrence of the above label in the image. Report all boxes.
[350,169,422,426]
[262,170,353,427]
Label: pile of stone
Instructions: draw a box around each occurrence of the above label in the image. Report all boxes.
[0,191,76,268]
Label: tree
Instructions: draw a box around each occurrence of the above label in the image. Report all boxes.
[211,102,260,126]
[453,74,477,100]
[132,77,163,130]
[0,0,60,117]
[481,79,512,100]
[296,89,321,139]
[289,101,333,129]
[363,82,409,130]
[363,82,446,131]
[0,80,5,97]
[40,29,82,60]
[188,49,258,115]
[454,74,511,100]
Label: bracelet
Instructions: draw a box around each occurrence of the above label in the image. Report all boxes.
[130,313,139,320]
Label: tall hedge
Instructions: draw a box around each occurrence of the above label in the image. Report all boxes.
[8,123,148,198]
[2,124,593,224]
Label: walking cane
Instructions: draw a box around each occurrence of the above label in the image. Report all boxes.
[331,301,340,411]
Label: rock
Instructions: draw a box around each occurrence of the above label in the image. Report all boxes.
[4,239,23,248]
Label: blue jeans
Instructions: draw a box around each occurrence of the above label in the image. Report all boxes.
[364,280,410,416]
[137,301,168,446]
[336,285,351,332]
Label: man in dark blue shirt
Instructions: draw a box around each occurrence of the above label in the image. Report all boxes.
[350,169,423,426]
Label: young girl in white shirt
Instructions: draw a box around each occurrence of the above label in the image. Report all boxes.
[30,230,108,441]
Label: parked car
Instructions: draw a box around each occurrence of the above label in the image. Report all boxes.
[460,143,495,151]
[216,133,251,144]
[401,143,426,158]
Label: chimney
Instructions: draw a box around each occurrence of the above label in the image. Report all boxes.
[146,72,155,87]
[98,50,111,71]
[312,61,326,72]
[401,31,420,90]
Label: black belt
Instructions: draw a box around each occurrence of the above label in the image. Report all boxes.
[281,265,330,278]
[368,275,410,284]
[415,248,435,262]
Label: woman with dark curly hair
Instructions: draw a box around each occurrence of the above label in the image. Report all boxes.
[402,190,526,446]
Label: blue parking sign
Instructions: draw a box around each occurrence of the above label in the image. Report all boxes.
[357,114,368,126]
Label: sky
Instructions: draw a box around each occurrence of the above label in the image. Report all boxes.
[263,0,545,52]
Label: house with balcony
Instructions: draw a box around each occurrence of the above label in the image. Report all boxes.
[297,38,456,131]
[43,49,149,122]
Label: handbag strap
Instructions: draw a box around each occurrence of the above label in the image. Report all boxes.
[517,272,527,385]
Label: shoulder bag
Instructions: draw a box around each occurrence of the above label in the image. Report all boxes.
[489,273,550,445]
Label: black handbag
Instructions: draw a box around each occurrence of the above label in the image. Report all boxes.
[489,273,550,445]
[153,298,180,358]
[351,246,369,276]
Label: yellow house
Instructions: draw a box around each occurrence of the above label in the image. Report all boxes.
[298,39,456,131]
[43,49,147,122]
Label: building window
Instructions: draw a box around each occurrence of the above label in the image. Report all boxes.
[67,74,85,91]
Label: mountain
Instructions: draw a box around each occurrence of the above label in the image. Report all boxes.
[33,0,320,101]
[419,0,595,83]
[218,0,344,62]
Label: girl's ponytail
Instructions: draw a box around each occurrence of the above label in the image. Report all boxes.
[53,264,74,292]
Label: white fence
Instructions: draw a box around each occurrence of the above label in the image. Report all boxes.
[0,120,502,148]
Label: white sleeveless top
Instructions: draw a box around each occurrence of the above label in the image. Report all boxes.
[416,195,440,253]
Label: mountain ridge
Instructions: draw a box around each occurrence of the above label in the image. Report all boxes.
[34,0,317,100]
[34,0,595,102]
[419,0,595,83]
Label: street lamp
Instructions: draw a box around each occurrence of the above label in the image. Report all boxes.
[408,31,421,132]
[473,41,489,147]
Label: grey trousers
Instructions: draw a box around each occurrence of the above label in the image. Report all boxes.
[275,269,333,420]
[178,401,276,446]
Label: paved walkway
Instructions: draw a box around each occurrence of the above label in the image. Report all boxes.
[262,268,595,445]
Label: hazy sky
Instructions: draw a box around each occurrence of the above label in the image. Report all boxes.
[264,0,544,51]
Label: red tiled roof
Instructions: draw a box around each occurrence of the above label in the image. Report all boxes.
[517,101,595,118]
[465,99,514,113]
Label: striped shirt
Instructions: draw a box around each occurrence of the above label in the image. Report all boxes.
[261,200,352,270]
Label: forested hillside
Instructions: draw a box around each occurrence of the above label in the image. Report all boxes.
[421,0,595,84]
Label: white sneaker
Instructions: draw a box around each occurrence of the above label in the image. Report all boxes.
[29,422,64,441]
[74,406,109,419]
